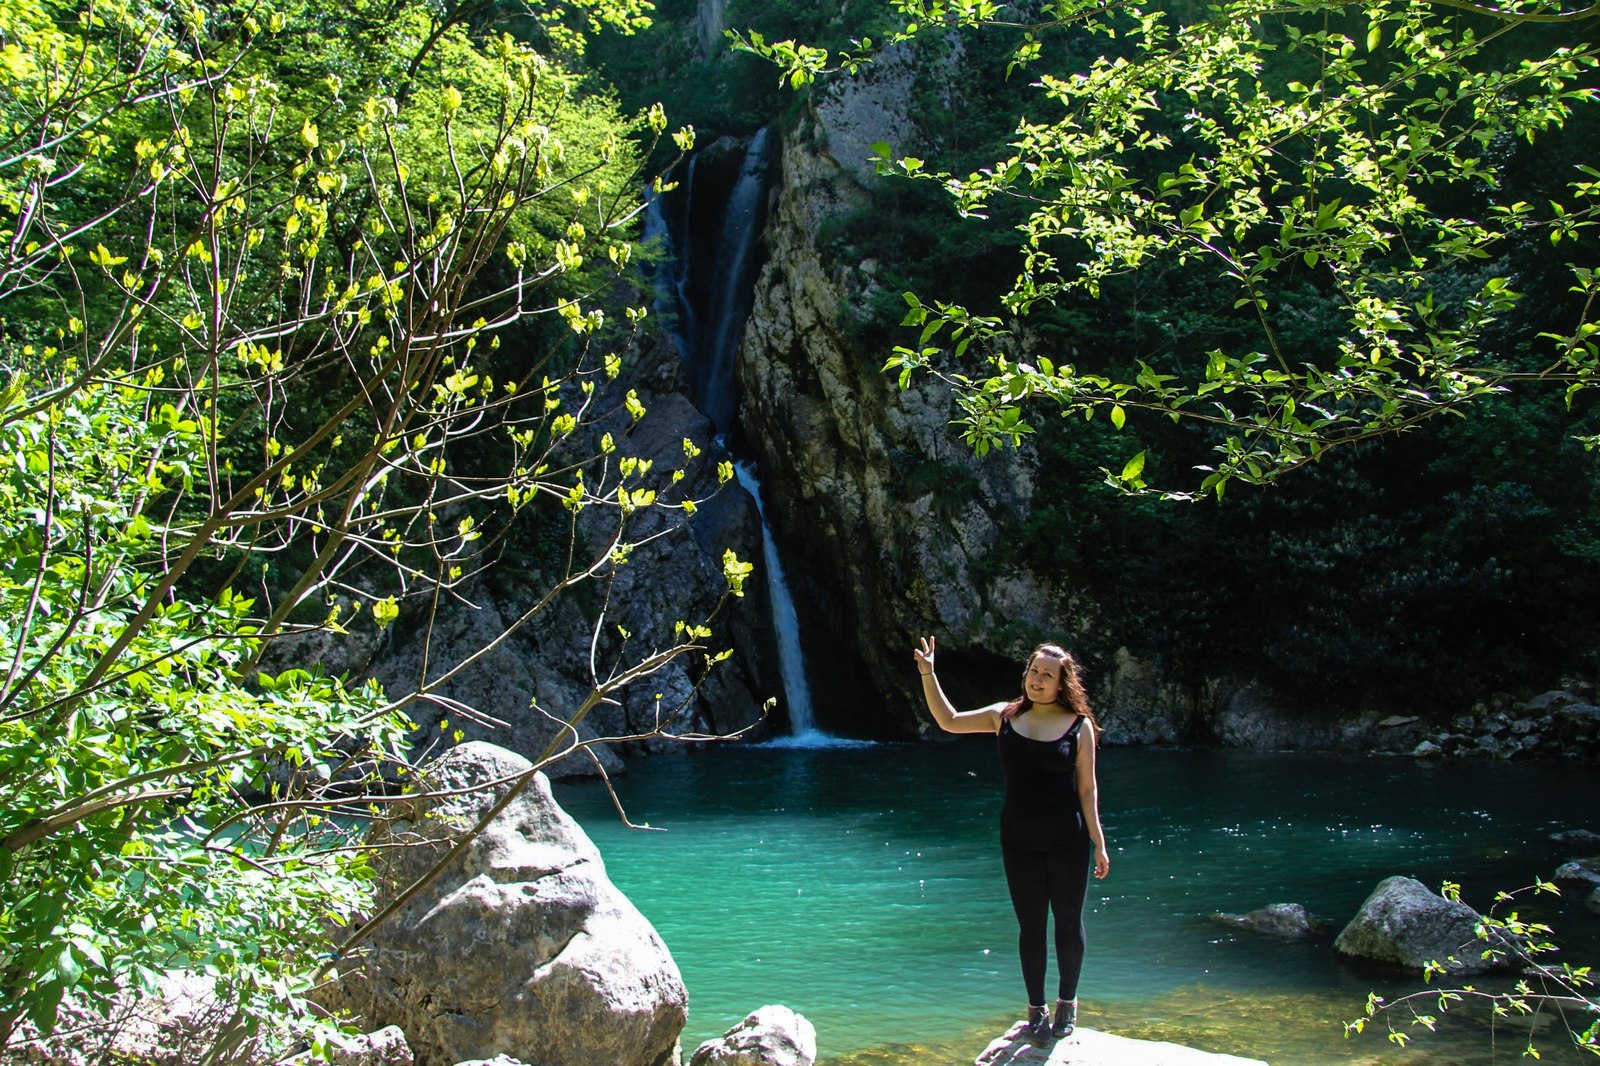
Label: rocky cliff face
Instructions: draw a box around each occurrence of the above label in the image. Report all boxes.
[290,40,1595,760]
[732,46,1295,744]
[734,67,1598,751]
[735,49,1105,738]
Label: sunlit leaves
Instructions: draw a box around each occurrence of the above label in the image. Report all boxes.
[0,379,406,1051]
[1347,880,1599,1057]
[749,0,1600,497]
[721,549,755,596]
[371,596,400,629]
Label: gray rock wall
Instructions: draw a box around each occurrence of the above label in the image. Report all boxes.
[737,47,1185,738]
[733,49,1059,736]
[270,327,777,777]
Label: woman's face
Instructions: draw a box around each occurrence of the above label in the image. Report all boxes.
[1024,654,1065,705]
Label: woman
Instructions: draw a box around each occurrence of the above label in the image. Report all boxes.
[913,635,1110,1047]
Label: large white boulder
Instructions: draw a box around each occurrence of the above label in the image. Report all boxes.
[326,741,687,1066]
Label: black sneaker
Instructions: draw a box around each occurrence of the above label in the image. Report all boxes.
[1052,998,1077,1039]
[1025,1005,1053,1047]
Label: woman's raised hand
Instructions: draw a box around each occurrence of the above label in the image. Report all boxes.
[914,635,936,677]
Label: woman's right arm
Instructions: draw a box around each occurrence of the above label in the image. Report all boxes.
[914,635,1003,734]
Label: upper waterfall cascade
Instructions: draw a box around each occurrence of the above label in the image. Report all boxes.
[647,127,772,436]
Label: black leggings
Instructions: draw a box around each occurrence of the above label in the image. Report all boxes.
[1001,840,1091,1006]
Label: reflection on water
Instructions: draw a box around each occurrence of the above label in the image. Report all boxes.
[553,742,1600,1064]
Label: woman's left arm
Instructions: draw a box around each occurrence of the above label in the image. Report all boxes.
[1077,721,1110,879]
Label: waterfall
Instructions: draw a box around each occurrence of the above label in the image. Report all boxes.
[732,464,867,749]
[733,462,820,739]
[648,131,859,746]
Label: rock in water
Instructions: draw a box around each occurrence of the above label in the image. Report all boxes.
[690,1005,817,1066]
[325,741,686,1066]
[1210,902,1322,938]
[1333,876,1514,975]
[1551,828,1600,849]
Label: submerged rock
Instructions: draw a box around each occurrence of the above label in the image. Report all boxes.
[322,741,687,1066]
[1552,829,1600,849]
[1333,876,1514,975]
[1554,857,1600,888]
[975,1023,1268,1064]
[690,1005,817,1066]
[1211,902,1324,938]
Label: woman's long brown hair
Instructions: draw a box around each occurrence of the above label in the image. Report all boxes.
[1001,643,1099,744]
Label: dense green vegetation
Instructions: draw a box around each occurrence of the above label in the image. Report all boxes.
[601,0,1600,706]
[0,0,754,1056]
[745,0,1600,485]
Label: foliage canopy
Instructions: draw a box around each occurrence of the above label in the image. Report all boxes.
[736,0,1600,497]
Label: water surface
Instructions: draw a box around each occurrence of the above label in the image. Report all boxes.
[554,742,1600,1064]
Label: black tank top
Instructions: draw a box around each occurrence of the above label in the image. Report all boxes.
[998,713,1088,849]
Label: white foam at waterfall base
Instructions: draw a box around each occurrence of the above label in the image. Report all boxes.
[760,729,876,750]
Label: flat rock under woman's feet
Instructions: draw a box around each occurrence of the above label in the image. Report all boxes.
[978,1022,1269,1065]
